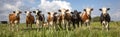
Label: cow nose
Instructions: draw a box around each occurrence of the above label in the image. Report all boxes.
[35,15,37,16]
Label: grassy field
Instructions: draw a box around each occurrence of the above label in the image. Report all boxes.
[0,22,120,37]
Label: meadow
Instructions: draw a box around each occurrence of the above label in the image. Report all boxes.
[0,22,120,37]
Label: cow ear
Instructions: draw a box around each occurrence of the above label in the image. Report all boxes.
[25,11,27,13]
[99,9,102,11]
[13,11,15,13]
[107,8,110,10]
[30,12,32,13]
[78,12,81,14]
[71,12,74,14]
[33,11,36,13]
[54,12,57,14]
[19,11,22,14]
[58,10,61,12]
[48,12,50,14]
[38,11,41,13]
[91,8,93,11]
[65,9,69,12]
[84,9,86,11]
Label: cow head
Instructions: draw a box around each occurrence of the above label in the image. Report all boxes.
[33,9,42,16]
[13,10,22,17]
[71,10,81,19]
[53,12,57,16]
[99,7,110,15]
[25,11,32,16]
[48,12,54,17]
[58,8,70,14]
[84,8,93,15]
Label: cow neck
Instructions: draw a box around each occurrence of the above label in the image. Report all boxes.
[102,13,108,17]
[27,14,32,19]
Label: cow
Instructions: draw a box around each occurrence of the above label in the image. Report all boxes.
[80,8,93,28]
[47,12,54,29]
[9,10,21,31]
[71,10,81,28]
[25,11,35,29]
[53,12,59,28]
[58,8,71,29]
[99,7,111,31]
[64,9,72,29]
[33,10,45,30]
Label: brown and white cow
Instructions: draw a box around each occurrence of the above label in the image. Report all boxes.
[33,10,45,30]
[81,8,93,28]
[25,11,35,28]
[99,7,111,31]
[58,8,71,29]
[47,12,59,29]
[9,10,21,31]
[47,12,53,28]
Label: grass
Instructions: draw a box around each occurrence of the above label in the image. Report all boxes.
[0,22,120,37]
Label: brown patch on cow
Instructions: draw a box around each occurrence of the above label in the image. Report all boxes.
[26,13,35,28]
[81,12,91,22]
[47,12,53,22]
[9,13,20,24]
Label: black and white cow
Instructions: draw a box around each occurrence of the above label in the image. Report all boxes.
[33,9,45,29]
[99,7,111,30]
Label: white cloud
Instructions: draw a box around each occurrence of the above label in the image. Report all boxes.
[38,0,72,13]
[4,1,23,11]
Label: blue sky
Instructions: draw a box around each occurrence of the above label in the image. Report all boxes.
[0,0,120,23]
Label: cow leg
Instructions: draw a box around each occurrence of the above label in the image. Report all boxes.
[26,23,28,28]
[73,22,75,29]
[64,20,67,30]
[81,22,83,27]
[87,22,90,29]
[11,23,15,31]
[77,21,79,28]
[36,21,40,31]
[106,22,109,31]
[102,21,105,30]
[62,20,65,29]
[68,21,71,30]
[30,23,32,28]
[59,21,63,29]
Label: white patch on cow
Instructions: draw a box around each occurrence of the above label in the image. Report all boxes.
[101,7,107,14]
[14,10,19,16]
[50,12,54,17]
[60,9,66,15]
[106,22,109,28]
[35,10,39,15]
[102,21,106,24]
[14,20,18,24]
[85,19,89,23]
[86,8,92,15]
[36,19,40,24]
[49,21,53,26]
[26,11,30,16]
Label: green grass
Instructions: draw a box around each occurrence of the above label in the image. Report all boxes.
[0,22,120,37]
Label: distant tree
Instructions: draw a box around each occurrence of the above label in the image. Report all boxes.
[92,16,100,22]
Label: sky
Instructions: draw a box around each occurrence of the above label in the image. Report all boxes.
[0,0,120,23]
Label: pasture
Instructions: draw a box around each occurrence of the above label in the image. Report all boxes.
[0,22,120,37]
